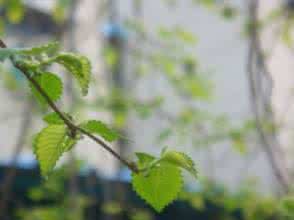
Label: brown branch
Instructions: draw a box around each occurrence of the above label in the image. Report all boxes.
[0,39,138,173]
[246,0,290,194]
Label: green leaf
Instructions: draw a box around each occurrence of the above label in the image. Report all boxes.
[132,159,183,212]
[0,42,59,62]
[221,6,237,19]
[281,197,294,217]
[52,0,71,23]
[43,112,65,125]
[54,53,91,95]
[135,152,156,168]
[157,128,172,143]
[161,150,197,178]
[80,120,119,142]
[62,135,77,152]
[175,28,197,44]
[34,124,76,177]
[19,41,60,56]
[32,132,41,156]
[6,0,24,24]
[30,72,63,106]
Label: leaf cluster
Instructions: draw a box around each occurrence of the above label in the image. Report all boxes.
[0,41,198,212]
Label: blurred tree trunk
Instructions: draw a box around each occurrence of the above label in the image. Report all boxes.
[247,0,291,194]
[71,0,117,175]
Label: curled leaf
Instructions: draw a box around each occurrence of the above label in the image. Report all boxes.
[54,53,91,95]
[161,150,197,178]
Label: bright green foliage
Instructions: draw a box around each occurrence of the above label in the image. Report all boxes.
[53,53,91,95]
[19,165,88,220]
[30,72,63,106]
[130,209,153,220]
[101,201,123,215]
[280,197,294,217]
[132,150,198,211]
[0,41,199,213]
[43,112,66,125]
[43,112,73,125]
[157,128,173,143]
[62,135,77,152]
[158,26,197,45]
[221,6,237,19]
[34,124,76,177]
[161,150,198,178]
[135,152,156,166]
[132,153,183,212]
[0,42,90,97]
[52,0,72,23]
[5,0,24,24]
[0,42,59,61]
[229,130,247,154]
[196,0,215,7]
[80,120,119,142]
[19,41,60,56]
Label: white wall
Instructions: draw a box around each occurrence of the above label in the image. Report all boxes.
[119,0,279,192]
[0,0,287,192]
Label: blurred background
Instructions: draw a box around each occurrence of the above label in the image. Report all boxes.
[0,0,293,219]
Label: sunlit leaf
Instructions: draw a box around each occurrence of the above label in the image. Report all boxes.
[34,125,76,177]
[43,112,65,125]
[6,0,24,24]
[54,53,91,95]
[80,120,119,142]
[30,72,63,106]
[161,150,197,178]
[132,154,183,212]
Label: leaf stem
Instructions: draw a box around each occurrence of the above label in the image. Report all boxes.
[0,39,138,173]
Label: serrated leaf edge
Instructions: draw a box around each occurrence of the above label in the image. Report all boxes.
[30,72,63,106]
[131,165,183,212]
[34,125,67,177]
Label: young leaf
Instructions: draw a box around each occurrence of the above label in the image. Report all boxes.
[43,112,65,125]
[132,154,183,212]
[62,135,77,152]
[54,53,91,95]
[6,0,24,24]
[135,152,156,168]
[281,197,294,217]
[34,124,76,177]
[19,41,60,56]
[0,42,59,61]
[30,72,63,106]
[161,150,197,178]
[80,120,119,142]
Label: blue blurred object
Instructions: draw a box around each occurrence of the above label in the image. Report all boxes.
[0,153,37,169]
[117,167,132,182]
[79,164,97,176]
[100,167,131,182]
[0,65,26,86]
[101,22,128,40]
[10,66,26,83]
[186,180,203,193]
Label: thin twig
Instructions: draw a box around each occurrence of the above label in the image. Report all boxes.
[0,39,138,173]
[246,0,290,194]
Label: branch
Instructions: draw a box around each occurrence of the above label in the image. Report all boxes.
[246,0,290,194]
[0,39,138,173]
